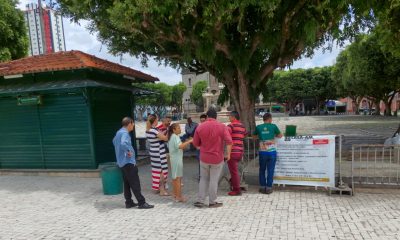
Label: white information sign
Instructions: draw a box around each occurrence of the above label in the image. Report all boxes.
[274,135,336,187]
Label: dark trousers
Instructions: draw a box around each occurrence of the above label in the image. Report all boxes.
[121,164,146,205]
[259,153,277,188]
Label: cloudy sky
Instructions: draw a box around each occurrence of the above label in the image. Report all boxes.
[18,0,346,85]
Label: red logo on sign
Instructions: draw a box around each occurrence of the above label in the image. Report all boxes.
[313,139,329,144]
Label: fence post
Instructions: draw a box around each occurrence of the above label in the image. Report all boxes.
[338,135,346,188]
[351,145,355,195]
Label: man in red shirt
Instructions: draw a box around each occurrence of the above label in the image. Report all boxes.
[227,111,247,196]
[192,108,232,208]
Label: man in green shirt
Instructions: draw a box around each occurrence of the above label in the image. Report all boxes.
[253,113,283,194]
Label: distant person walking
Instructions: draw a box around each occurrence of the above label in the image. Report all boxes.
[168,123,193,202]
[253,113,283,194]
[227,111,247,196]
[193,108,232,208]
[146,114,169,196]
[112,117,154,209]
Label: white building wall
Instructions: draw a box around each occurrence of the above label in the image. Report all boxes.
[24,3,66,56]
[49,11,65,52]
[182,72,197,113]
[25,4,43,56]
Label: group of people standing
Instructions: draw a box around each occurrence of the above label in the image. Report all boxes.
[112,109,282,209]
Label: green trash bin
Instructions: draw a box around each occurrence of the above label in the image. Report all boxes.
[285,125,297,137]
[98,162,117,169]
[100,165,123,195]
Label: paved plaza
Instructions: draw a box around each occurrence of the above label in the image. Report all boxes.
[1,115,399,239]
[1,158,400,240]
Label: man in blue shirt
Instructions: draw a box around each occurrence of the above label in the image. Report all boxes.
[113,117,154,209]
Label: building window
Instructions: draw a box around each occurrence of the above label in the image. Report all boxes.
[188,78,191,87]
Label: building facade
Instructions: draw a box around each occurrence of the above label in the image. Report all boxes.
[181,70,222,113]
[340,93,400,115]
[24,3,66,56]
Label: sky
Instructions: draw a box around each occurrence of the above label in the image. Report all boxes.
[18,0,346,85]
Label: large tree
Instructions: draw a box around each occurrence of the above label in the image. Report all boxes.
[171,82,187,112]
[302,67,336,114]
[59,1,375,131]
[346,34,400,116]
[134,82,173,119]
[190,80,207,110]
[372,0,400,57]
[332,48,367,115]
[332,34,400,116]
[265,70,306,115]
[0,0,28,62]
[263,67,336,115]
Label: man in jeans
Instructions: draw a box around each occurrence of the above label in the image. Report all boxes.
[193,108,232,208]
[253,113,283,194]
[112,117,154,209]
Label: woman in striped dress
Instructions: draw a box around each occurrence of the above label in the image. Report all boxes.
[146,114,169,195]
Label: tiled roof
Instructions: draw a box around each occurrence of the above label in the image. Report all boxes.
[0,50,159,82]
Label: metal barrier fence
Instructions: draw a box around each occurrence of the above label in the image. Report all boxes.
[351,144,400,189]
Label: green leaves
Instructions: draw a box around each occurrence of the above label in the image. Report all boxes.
[332,33,400,115]
[190,80,207,107]
[0,0,28,62]
[263,67,335,105]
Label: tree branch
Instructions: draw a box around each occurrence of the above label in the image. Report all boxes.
[215,42,232,59]
[249,35,261,57]
[277,0,306,66]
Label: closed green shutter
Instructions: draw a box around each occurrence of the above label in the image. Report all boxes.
[0,98,44,168]
[39,93,94,169]
[91,90,132,165]
[0,93,94,169]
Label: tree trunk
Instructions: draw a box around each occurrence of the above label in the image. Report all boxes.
[374,100,381,115]
[367,99,374,115]
[353,96,363,115]
[291,101,297,115]
[384,93,396,116]
[226,72,256,133]
[316,98,321,115]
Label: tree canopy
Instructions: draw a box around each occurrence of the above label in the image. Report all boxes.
[0,0,28,62]
[264,67,335,114]
[171,83,187,113]
[59,0,378,130]
[134,82,185,120]
[332,34,400,116]
[372,0,400,57]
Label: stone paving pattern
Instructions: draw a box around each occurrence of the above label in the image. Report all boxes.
[1,158,400,240]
